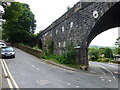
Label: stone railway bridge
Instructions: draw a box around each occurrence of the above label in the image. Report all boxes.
[39,1,120,70]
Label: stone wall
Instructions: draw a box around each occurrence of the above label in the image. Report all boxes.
[13,44,43,58]
[39,2,115,55]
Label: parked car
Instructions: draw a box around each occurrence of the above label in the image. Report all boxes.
[1,46,15,58]
[0,42,6,48]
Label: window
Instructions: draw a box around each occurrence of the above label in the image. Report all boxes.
[62,26,64,32]
[59,42,61,48]
[70,22,73,28]
[56,30,58,34]
[50,33,52,37]
[63,41,66,47]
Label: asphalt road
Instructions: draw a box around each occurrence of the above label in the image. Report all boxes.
[1,47,119,88]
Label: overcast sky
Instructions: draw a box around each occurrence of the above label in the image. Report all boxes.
[15,0,118,47]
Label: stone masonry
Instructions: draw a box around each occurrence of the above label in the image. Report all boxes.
[39,1,120,69]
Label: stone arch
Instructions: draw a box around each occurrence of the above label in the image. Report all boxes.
[79,2,120,70]
[87,2,120,46]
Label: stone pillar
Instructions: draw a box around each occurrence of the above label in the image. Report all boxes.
[75,46,89,70]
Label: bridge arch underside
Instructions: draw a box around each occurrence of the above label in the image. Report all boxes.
[87,2,120,46]
[79,2,120,70]
[80,2,120,69]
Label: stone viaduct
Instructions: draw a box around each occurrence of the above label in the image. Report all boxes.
[39,1,120,70]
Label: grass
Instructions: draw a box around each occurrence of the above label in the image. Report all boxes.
[32,45,42,51]
[42,53,80,69]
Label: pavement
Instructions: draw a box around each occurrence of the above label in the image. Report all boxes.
[42,59,120,76]
[42,59,77,71]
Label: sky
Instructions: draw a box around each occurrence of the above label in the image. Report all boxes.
[14,0,118,47]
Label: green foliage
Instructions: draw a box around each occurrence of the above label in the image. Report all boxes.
[88,47,114,62]
[2,2,36,46]
[33,45,41,51]
[48,41,54,54]
[42,53,64,64]
[115,37,120,47]
[115,47,120,55]
[103,47,113,59]
[42,52,76,65]
[0,26,2,40]
[43,42,76,65]
[102,58,111,62]
[97,58,111,62]
[63,42,76,64]
[97,58,102,62]
[88,47,99,61]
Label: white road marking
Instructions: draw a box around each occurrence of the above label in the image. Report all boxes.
[97,65,116,80]
[32,65,35,68]
[36,68,39,70]
[31,64,40,71]
[102,72,112,82]
[39,61,45,64]
[101,79,105,81]
[75,86,80,88]
[52,66,75,73]
[59,80,81,88]
[59,80,80,88]
[89,71,96,74]
[103,72,106,75]
[67,83,71,85]
[37,80,51,86]
[0,59,13,88]
[2,59,19,88]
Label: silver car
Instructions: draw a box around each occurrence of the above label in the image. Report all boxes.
[1,46,15,58]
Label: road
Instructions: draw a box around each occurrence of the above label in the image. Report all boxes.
[1,47,119,88]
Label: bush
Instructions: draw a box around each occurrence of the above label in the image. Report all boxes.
[42,48,76,65]
[102,58,110,62]
[115,47,120,55]
[97,58,110,62]
[48,41,54,54]
[98,56,103,58]
[97,58,102,62]
[104,47,113,59]
[63,50,76,64]
[88,48,99,61]
[89,56,95,61]
[33,45,41,51]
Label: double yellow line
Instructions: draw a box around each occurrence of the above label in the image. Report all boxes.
[1,59,19,89]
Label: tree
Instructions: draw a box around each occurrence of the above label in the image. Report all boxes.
[88,47,99,61]
[115,37,120,47]
[115,47,120,55]
[2,2,36,45]
[103,47,113,59]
